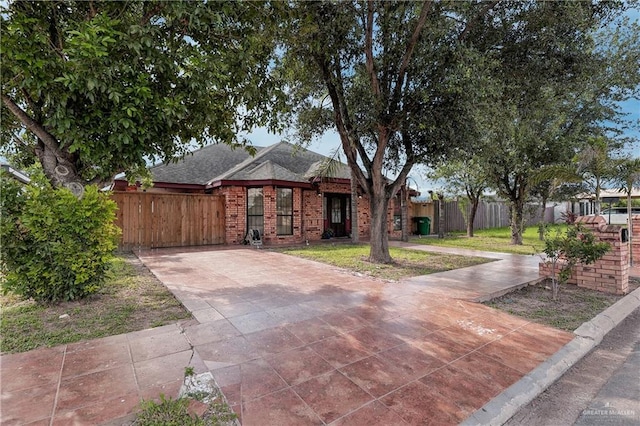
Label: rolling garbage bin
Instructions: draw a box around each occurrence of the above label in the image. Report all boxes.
[416,217,431,236]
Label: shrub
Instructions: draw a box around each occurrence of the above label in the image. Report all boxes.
[0,176,120,303]
[560,211,578,225]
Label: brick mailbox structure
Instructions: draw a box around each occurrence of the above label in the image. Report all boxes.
[632,216,640,265]
[539,215,629,295]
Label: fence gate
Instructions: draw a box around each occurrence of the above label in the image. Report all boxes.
[112,192,225,250]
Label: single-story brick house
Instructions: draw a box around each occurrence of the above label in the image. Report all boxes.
[113,141,412,245]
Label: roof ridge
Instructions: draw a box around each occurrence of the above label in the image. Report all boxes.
[206,141,286,185]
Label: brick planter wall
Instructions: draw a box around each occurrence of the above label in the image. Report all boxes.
[538,215,629,295]
[539,261,577,285]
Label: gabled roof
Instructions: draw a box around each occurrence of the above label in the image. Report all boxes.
[225,160,309,183]
[148,141,352,189]
[208,141,350,184]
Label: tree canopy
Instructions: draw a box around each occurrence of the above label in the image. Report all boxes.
[468,1,640,244]
[1,1,285,189]
[427,158,487,237]
[3,0,637,260]
[278,1,498,262]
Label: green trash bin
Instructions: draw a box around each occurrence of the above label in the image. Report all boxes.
[416,217,431,235]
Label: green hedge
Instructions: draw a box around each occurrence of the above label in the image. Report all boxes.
[1,176,120,302]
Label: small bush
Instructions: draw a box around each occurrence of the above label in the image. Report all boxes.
[560,211,578,225]
[543,224,610,300]
[1,176,120,302]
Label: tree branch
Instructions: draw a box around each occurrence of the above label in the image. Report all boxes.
[141,3,165,25]
[392,1,432,103]
[11,134,37,158]
[87,0,97,20]
[2,94,60,153]
[21,88,38,114]
[47,5,67,61]
[459,0,501,42]
[313,54,368,191]
[365,0,382,98]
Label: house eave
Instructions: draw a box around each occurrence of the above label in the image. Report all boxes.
[113,179,207,191]
[309,177,351,185]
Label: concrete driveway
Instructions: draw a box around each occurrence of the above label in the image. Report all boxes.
[137,246,572,425]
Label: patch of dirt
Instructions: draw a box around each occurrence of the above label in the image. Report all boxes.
[484,278,640,331]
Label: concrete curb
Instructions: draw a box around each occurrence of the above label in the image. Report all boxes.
[460,286,640,426]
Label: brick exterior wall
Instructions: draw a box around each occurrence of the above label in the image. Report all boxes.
[217,182,404,246]
[212,186,246,245]
[539,215,629,295]
[631,216,640,264]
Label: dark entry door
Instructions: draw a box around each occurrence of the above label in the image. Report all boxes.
[326,194,350,237]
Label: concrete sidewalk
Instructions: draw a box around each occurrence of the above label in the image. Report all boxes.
[1,244,636,425]
[390,241,542,301]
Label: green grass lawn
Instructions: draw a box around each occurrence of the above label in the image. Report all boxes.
[0,254,191,354]
[281,244,493,281]
[409,224,567,255]
[485,278,640,331]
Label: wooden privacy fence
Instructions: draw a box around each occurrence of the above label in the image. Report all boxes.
[411,199,545,234]
[111,192,225,249]
[441,200,544,233]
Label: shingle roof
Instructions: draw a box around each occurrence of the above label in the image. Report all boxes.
[150,144,261,185]
[209,141,351,184]
[229,160,309,183]
[150,141,352,186]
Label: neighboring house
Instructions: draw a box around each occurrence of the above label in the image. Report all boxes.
[568,188,640,219]
[1,163,31,184]
[114,141,409,245]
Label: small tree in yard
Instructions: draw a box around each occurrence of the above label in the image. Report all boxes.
[543,225,610,301]
[427,159,487,238]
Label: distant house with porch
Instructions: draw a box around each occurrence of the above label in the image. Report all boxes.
[113,142,409,246]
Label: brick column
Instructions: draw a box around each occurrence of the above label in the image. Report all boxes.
[632,216,640,266]
[574,216,629,295]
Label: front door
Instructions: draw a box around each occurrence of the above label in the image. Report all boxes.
[325,194,350,237]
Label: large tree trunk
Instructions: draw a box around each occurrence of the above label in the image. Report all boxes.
[538,195,548,241]
[369,192,392,263]
[510,200,525,245]
[401,185,409,242]
[627,190,633,267]
[438,197,445,239]
[351,171,359,243]
[467,198,479,238]
[2,93,84,192]
[594,178,602,215]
